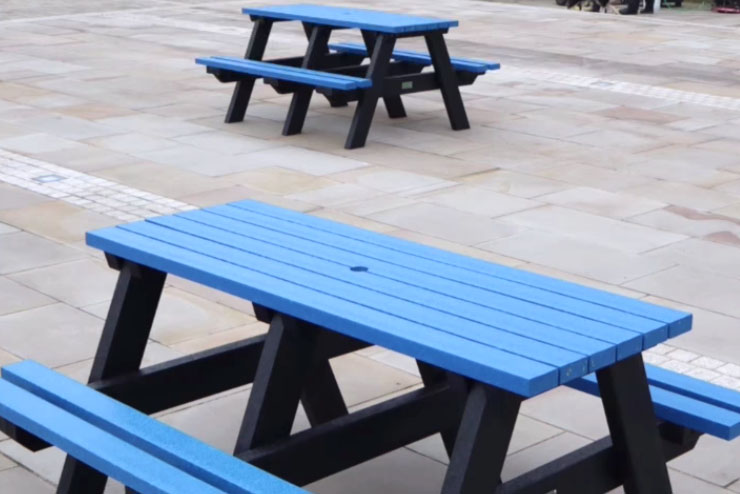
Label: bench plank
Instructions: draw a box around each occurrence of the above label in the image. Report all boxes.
[122,219,588,381]
[195,57,371,90]
[87,227,559,397]
[568,372,740,440]
[2,361,305,494]
[0,379,228,494]
[242,5,458,34]
[646,365,740,414]
[329,43,500,74]
[230,200,691,338]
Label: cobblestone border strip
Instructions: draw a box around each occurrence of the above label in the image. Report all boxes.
[0,149,196,221]
[646,343,740,391]
[506,67,740,112]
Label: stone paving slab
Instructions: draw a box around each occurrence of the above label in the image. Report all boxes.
[1,0,740,491]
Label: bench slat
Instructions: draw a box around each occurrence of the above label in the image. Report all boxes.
[195,57,372,90]
[2,361,305,494]
[329,43,500,74]
[646,365,740,415]
[0,379,228,494]
[230,200,690,338]
[156,212,617,371]
[568,373,740,440]
[122,219,588,381]
[198,206,647,359]
[87,227,559,397]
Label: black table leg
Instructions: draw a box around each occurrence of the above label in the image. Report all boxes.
[302,22,347,109]
[345,34,397,149]
[417,361,467,457]
[234,313,325,452]
[282,25,332,136]
[441,382,521,494]
[225,18,273,124]
[57,258,166,494]
[596,354,673,494]
[362,30,406,119]
[301,359,348,426]
[425,31,470,130]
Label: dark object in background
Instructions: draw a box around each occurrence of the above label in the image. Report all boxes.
[558,0,682,12]
[714,0,740,12]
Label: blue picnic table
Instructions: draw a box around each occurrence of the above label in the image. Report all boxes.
[196,5,500,149]
[3,201,740,494]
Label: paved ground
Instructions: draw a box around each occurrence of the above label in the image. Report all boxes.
[1,0,740,491]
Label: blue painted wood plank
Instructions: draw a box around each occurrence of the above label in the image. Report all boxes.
[124,219,587,381]
[646,364,740,415]
[207,57,370,85]
[161,211,619,371]
[219,203,668,349]
[86,227,558,397]
[198,207,644,360]
[2,361,306,494]
[195,57,371,90]
[0,379,229,494]
[329,43,500,73]
[229,200,690,339]
[568,373,740,440]
[242,5,458,34]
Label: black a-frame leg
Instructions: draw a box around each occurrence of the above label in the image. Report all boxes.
[345,33,397,149]
[417,361,467,457]
[57,258,166,494]
[596,354,672,494]
[282,24,332,136]
[441,383,521,494]
[234,313,349,453]
[425,31,470,131]
[361,30,406,119]
[225,18,273,124]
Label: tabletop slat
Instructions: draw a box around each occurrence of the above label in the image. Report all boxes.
[86,200,692,397]
[242,4,458,34]
[123,220,588,381]
[87,227,559,397]
[204,206,657,356]
[232,200,691,336]
[161,211,623,368]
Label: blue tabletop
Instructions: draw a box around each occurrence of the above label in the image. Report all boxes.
[87,200,691,398]
[242,4,458,34]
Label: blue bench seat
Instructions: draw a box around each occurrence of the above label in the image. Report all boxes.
[195,57,372,91]
[569,363,740,440]
[0,360,306,494]
[328,43,500,74]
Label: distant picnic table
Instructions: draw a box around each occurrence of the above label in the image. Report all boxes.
[197,5,499,148]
